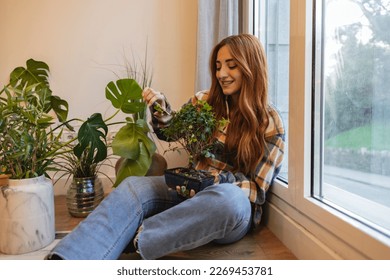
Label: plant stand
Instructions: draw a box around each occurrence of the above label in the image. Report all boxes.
[164,167,215,195]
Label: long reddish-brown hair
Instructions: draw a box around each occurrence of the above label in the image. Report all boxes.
[207,34,270,176]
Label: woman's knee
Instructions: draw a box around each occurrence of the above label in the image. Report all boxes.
[110,176,160,206]
[207,183,248,202]
[116,176,164,194]
[202,183,251,217]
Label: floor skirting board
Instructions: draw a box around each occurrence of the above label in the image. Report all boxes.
[264,202,341,260]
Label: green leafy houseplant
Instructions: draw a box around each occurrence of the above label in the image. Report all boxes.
[161,100,226,195]
[54,136,116,218]
[162,100,219,167]
[0,59,72,254]
[105,78,157,188]
[104,50,159,187]
[54,142,113,182]
[0,59,111,181]
[0,59,70,179]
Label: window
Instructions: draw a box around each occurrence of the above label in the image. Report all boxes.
[312,0,390,235]
[250,0,390,258]
[253,0,290,181]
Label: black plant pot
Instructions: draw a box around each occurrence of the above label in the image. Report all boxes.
[164,167,215,194]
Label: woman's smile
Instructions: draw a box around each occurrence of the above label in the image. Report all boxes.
[216,45,243,96]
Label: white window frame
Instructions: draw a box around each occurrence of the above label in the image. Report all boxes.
[252,0,390,259]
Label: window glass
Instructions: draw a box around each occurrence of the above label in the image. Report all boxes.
[313,0,390,234]
[254,0,290,181]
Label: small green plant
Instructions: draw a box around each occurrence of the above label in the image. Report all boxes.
[53,143,115,185]
[161,100,226,168]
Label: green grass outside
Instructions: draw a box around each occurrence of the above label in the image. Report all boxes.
[325,123,390,151]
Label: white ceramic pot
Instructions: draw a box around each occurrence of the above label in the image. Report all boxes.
[0,175,55,255]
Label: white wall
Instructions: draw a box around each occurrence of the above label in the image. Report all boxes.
[0,0,197,191]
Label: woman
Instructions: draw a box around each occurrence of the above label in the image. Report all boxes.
[47,34,285,260]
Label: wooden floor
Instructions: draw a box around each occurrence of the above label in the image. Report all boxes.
[55,195,297,260]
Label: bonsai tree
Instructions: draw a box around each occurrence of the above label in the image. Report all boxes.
[160,100,227,195]
[0,59,70,179]
[161,100,222,167]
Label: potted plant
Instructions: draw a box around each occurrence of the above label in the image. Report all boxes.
[105,78,158,187]
[53,51,161,216]
[161,100,226,196]
[52,76,158,217]
[51,51,163,219]
[53,125,114,218]
[105,52,168,187]
[0,59,70,254]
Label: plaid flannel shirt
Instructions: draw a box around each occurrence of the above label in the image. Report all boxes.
[150,91,285,227]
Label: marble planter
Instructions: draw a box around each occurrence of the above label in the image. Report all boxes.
[0,175,55,255]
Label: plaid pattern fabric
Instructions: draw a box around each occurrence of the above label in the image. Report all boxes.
[150,91,285,227]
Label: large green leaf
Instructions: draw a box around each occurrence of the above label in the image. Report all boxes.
[74,113,108,164]
[8,59,69,123]
[10,59,50,91]
[113,143,152,188]
[105,78,145,114]
[111,120,156,160]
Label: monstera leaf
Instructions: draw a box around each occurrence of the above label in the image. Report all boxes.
[50,95,69,123]
[74,113,108,164]
[112,119,156,160]
[105,78,145,114]
[10,59,51,91]
[8,58,69,122]
[113,142,153,187]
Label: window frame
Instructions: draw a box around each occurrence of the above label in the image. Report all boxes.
[311,0,390,236]
[252,0,390,259]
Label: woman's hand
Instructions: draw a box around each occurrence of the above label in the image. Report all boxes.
[142,87,164,107]
[142,87,171,115]
[176,186,196,198]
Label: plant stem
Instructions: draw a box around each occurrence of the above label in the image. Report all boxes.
[104,109,121,123]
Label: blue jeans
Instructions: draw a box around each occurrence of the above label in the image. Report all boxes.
[49,176,252,260]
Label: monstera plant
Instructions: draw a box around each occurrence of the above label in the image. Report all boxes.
[105,78,157,188]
